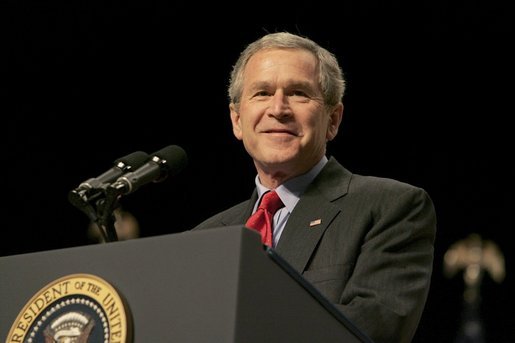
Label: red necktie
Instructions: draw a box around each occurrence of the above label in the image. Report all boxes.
[245,191,284,247]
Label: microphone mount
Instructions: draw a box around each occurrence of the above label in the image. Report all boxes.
[68,145,187,243]
[68,150,149,242]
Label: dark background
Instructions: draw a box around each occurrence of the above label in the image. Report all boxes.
[3,1,514,342]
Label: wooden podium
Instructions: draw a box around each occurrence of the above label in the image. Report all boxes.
[0,226,372,342]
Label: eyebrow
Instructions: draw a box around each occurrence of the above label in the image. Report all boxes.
[248,79,315,92]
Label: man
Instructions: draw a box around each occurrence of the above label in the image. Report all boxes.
[193,31,436,343]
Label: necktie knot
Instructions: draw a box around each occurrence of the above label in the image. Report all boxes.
[245,190,284,247]
[258,190,284,215]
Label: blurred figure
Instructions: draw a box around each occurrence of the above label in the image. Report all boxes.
[444,233,505,343]
[87,207,140,243]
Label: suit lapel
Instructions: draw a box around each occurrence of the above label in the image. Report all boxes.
[275,194,341,273]
[275,157,351,273]
[220,190,258,226]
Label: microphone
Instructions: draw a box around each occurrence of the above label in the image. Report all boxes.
[68,150,149,207]
[107,145,188,197]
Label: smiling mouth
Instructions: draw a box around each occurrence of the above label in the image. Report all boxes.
[264,129,298,136]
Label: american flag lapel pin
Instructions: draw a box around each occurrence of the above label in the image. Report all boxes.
[309,219,322,227]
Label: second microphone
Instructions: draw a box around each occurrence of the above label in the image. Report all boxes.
[107,145,188,197]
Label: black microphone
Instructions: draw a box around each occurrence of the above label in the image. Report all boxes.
[107,145,188,197]
[68,150,149,207]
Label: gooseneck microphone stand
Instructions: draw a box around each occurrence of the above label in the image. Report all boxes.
[68,187,119,242]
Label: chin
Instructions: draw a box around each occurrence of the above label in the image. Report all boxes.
[258,154,299,172]
[264,150,296,163]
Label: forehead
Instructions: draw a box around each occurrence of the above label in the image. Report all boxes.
[244,48,318,81]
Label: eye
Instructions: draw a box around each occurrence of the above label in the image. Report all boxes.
[289,89,311,102]
[291,90,308,97]
[254,90,271,98]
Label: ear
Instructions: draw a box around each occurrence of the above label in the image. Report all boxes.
[326,103,344,141]
[230,103,243,140]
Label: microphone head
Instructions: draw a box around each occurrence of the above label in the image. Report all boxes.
[153,145,188,178]
[114,151,149,170]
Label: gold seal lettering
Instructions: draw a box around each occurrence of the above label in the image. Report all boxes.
[6,273,130,343]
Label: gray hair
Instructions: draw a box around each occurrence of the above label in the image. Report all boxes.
[228,32,345,107]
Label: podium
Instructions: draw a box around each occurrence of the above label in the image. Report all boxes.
[0,226,372,342]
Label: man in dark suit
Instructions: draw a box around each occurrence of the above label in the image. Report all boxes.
[193,31,436,343]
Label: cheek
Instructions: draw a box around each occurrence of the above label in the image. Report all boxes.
[312,113,331,138]
[304,116,327,139]
[235,115,256,141]
[237,107,259,132]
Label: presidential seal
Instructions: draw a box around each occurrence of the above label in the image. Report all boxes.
[5,273,131,343]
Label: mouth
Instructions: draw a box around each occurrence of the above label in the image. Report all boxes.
[263,129,298,136]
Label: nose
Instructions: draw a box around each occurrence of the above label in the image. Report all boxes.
[267,90,292,119]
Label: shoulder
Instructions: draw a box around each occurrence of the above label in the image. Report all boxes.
[323,156,433,206]
[347,173,436,228]
[352,173,427,196]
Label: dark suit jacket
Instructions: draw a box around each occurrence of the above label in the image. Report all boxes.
[192,156,437,343]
